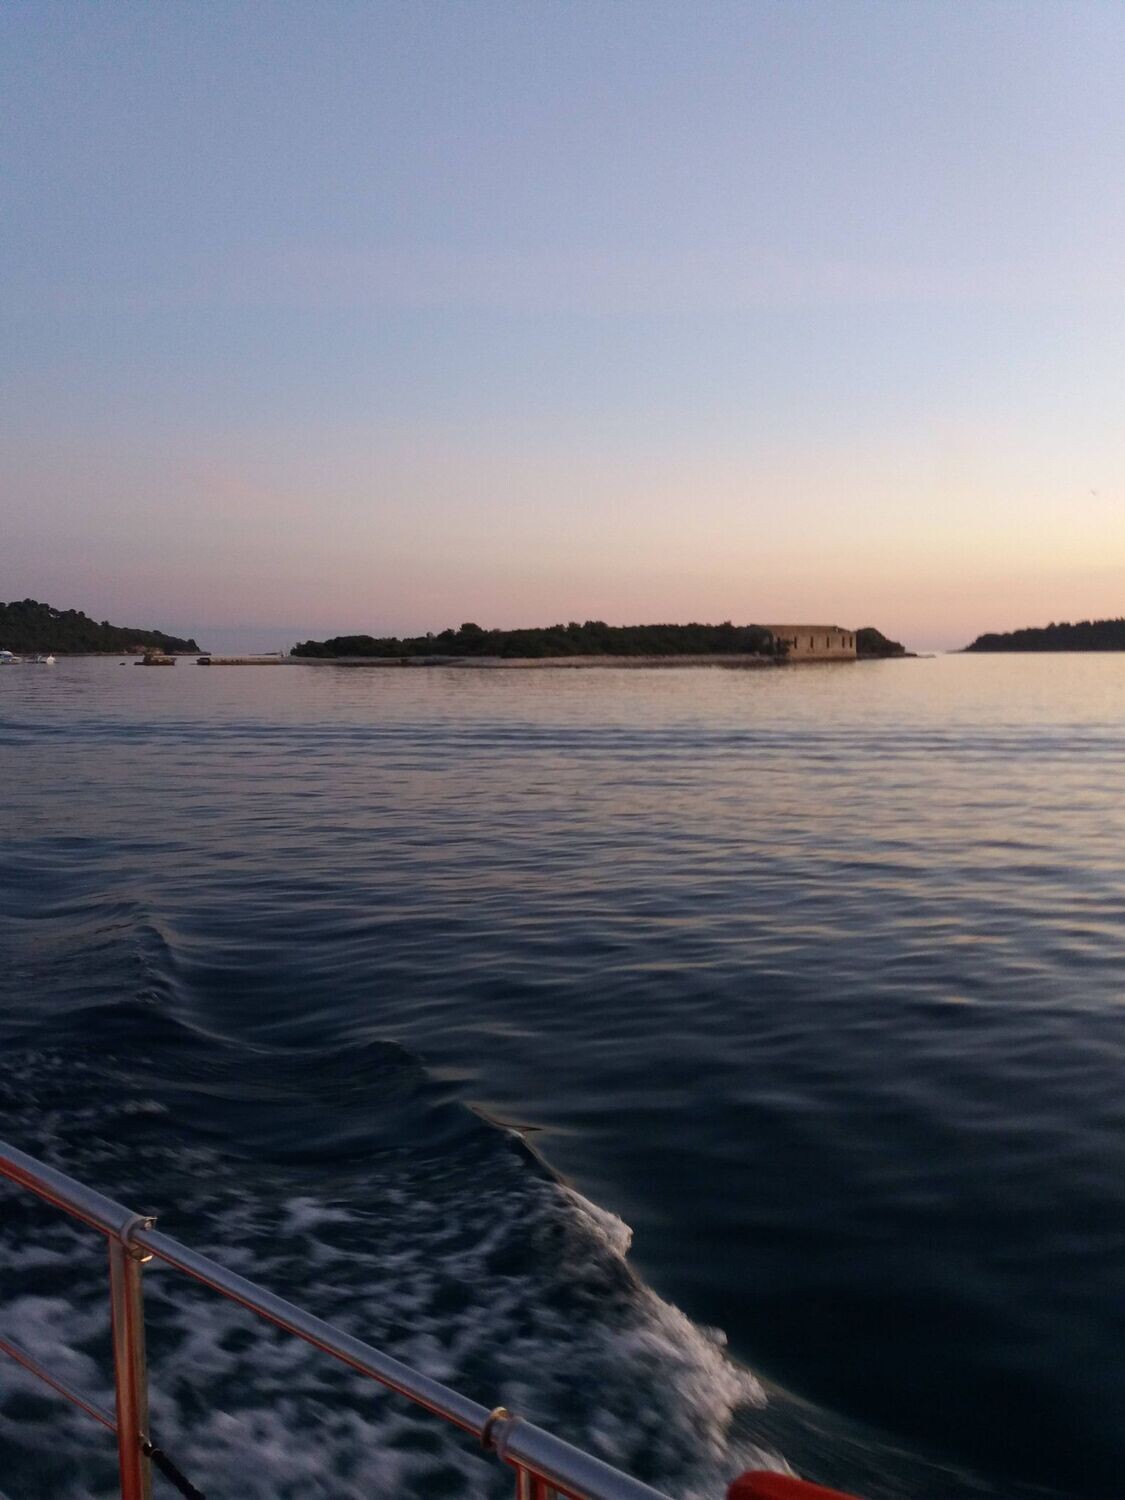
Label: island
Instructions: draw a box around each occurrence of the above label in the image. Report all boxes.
[0,598,200,655]
[964,618,1125,652]
[293,620,909,663]
[294,620,778,659]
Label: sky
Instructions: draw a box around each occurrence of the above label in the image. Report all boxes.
[2,1,1123,652]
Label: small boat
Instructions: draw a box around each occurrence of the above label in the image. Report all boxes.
[136,650,175,666]
[1,650,56,665]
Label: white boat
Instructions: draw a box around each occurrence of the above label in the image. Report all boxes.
[0,649,22,664]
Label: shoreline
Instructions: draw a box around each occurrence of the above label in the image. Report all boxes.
[13,651,914,667]
[302,652,788,669]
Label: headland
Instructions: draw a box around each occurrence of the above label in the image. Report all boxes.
[0,598,200,655]
[965,618,1125,652]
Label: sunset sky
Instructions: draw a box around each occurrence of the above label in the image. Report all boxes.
[3,1,1123,652]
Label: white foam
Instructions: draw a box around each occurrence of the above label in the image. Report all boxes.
[0,1070,788,1499]
[561,1185,635,1259]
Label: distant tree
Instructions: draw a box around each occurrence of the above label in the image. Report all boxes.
[856,627,907,658]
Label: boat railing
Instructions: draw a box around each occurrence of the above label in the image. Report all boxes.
[0,1135,676,1500]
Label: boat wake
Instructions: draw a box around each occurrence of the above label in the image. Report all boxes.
[0,1016,782,1500]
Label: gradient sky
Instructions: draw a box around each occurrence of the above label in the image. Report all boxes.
[2,1,1123,651]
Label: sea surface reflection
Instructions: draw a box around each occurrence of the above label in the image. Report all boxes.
[2,654,1124,1499]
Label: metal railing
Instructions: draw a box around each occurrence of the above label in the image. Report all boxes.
[0,1136,674,1500]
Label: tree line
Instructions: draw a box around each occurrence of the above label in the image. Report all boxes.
[0,599,199,654]
[293,620,780,659]
[965,619,1125,652]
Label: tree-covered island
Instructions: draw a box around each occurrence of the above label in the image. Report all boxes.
[0,599,200,654]
[965,618,1125,652]
[293,620,910,660]
[294,620,779,659]
[294,620,780,659]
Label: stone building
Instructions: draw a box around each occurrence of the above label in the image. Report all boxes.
[766,625,856,660]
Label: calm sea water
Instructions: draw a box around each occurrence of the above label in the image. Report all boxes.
[2,654,1124,1500]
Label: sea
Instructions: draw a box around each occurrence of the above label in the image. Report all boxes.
[2,653,1124,1500]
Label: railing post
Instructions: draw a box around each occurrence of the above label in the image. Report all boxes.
[513,1465,552,1500]
[108,1220,154,1500]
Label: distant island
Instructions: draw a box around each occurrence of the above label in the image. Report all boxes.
[0,598,200,655]
[965,618,1125,652]
[294,620,910,661]
[294,620,777,659]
